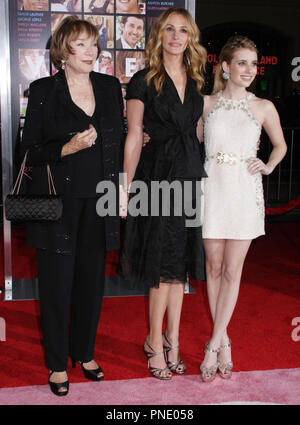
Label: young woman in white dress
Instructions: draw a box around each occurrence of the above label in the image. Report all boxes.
[197,35,287,382]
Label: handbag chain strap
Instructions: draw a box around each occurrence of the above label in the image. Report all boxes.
[12,151,57,195]
[47,165,57,195]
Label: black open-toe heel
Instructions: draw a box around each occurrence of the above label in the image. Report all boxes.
[143,337,172,381]
[72,359,104,381]
[163,332,186,375]
[48,371,69,397]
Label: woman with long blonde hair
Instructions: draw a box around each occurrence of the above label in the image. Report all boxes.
[198,35,287,382]
[120,7,207,380]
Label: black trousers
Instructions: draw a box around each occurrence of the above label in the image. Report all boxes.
[36,198,106,371]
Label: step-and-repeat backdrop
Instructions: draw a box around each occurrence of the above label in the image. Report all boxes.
[9,0,186,143]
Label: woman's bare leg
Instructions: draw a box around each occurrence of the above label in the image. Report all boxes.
[147,283,171,374]
[202,239,252,368]
[165,283,185,367]
[203,239,225,320]
[203,239,230,344]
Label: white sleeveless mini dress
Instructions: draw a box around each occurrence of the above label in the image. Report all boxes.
[202,91,265,240]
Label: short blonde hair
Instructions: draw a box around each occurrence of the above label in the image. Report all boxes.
[50,16,101,70]
[145,7,207,95]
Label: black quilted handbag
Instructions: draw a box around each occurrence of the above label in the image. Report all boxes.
[5,151,63,222]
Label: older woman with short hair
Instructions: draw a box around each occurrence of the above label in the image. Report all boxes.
[21,16,123,396]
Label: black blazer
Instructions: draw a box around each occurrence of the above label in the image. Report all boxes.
[20,69,124,253]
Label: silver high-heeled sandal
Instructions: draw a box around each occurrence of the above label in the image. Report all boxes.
[218,339,233,379]
[200,342,219,383]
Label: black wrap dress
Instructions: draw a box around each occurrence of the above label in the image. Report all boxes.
[120,68,206,289]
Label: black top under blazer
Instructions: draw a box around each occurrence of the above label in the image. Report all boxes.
[20,69,124,253]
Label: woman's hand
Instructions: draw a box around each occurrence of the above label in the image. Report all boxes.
[247,157,273,175]
[61,124,97,157]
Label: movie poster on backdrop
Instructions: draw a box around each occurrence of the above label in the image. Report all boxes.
[8,0,186,143]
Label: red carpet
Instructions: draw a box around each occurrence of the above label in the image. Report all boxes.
[0,222,300,388]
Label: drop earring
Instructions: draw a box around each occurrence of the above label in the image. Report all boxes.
[222,71,230,80]
[61,60,65,70]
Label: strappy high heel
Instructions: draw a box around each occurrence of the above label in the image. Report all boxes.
[71,358,104,381]
[162,332,186,375]
[218,339,233,379]
[200,342,220,383]
[48,371,69,397]
[143,337,172,381]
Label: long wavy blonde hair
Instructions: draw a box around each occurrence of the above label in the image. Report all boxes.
[145,7,207,95]
[213,35,258,94]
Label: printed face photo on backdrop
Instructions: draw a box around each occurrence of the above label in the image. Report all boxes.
[84,15,114,49]
[18,0,49,11]
[50,0,82,12]
[84,0,114,14]
[99,51,114,76]
[19,49,50,88]
[116,15,145,49]
[116,50,145,83]
[50,0,68,11]
[116,0,145,14]
[51,14,79,34]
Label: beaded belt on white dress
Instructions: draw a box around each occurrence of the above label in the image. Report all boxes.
[205,152,250,165]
